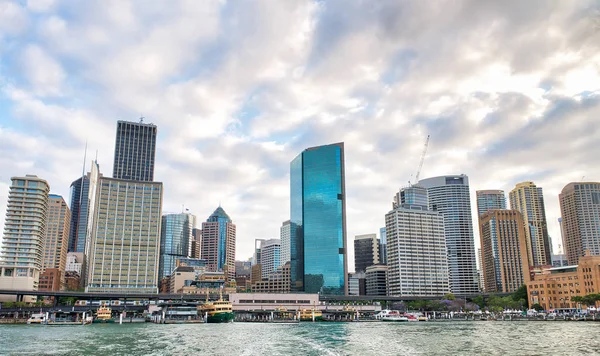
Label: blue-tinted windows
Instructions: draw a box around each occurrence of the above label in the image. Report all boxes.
[290,143,346,295]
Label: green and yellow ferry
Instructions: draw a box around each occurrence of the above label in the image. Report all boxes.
[199,299,234,323]
[93,306,114,324]
[299,308,323,322]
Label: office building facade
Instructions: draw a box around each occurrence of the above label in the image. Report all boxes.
[509,181,552,267]
[290,142,348,295]
[476,190,506,216]
[477,248,484,291]
[85,177,163,293]
[385,198,449,297]
[0,175,50,298]
[68,160,101,253]
[354,234,379,273]
[418,175,479,295]
[191,228,202,259]
[259,239,281,279]
[201,207,236,281]
[527,252,600,311]
[559,182,600,265]
[348,271,366,296]
[280,220,291,265]
[159,213,195,280]
[40,195,71,290]
[479,210,530,293]
[365,264,388,296]
[112,120,157,181]
[251,262,291,293]
[66,252,83,275]
[379,227,387,265]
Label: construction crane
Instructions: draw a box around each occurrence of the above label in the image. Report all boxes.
[414,135,430,184]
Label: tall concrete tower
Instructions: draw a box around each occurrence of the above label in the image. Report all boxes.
[201,207,236,281]
[113,120,157,181]
[559,182,600,265]
[509,181,551,267]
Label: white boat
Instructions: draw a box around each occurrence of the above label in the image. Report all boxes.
[376,310,410,322]
[374,310,393,320]
[381,314,409,322]
[27,313,46,324]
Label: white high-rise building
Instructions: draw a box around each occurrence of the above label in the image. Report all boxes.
[477,248,484,292]
[386,185,449,297]
[66,252,83,275]
[0,175,50,299]
[260,239,281,279]
[418,175,479,296]
[85,177,163,293]
[280,220,291,265]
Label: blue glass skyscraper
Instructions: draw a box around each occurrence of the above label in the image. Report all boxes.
[290,142,347,295]
[159,213,195,280]
[68,160,101,253]
[379,227,387,265]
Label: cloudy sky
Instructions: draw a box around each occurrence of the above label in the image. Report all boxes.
[0,0,599,270]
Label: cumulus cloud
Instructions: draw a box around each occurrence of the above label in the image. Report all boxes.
[27,0,56,13]
[21,45,65,97]
[0,0,599,268]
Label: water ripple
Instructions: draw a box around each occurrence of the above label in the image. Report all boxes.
[1,321,600,355]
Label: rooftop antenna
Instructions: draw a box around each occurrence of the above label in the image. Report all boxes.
[581,176,585,181]
[81,140,88,176]
[140,116,145,123]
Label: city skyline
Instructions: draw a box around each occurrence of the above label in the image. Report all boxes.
[0,1,599,268]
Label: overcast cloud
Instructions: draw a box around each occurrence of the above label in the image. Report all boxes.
[0,0,599,269]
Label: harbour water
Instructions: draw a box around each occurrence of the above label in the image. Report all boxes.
[0,321,599,355]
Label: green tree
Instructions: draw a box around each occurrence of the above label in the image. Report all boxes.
[472,296,486,309]
[58,296,78,306]
[512,285,528,307]
[531,303,543,312]
[444,293,456,301]
[428,300,446,311]
[581,293,600,308]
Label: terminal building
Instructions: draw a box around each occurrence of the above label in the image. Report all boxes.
[527,252,600,311]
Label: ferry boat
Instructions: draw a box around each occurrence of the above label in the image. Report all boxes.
[377,310,409,322]
[28,312,93,326]
[299,308,323,322]
[93,306,114,323]
[275,306,294,319]
[199,300,234,323]
[381,313,409,322]
[27,313,46,324]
